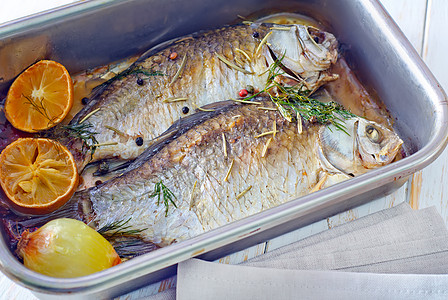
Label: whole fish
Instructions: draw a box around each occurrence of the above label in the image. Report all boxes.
[38,98,402,249]
[62,23,339,171]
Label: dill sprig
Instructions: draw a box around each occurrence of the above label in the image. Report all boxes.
[58,123,98,158]
[97,218,146,237]
[243,53,355,132]
[149,180,177,217]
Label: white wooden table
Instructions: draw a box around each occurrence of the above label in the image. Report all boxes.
[1,0,447,299]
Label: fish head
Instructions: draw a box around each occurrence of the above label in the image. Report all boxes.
[318,117,403,176]
[264,24,338,90]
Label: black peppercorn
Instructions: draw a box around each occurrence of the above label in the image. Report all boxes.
[182,106,189,114]
[135,136,144,146]
[81,97,89,105]
[137,78,144,86]
[252,31,259,38]
[95,180,103,186]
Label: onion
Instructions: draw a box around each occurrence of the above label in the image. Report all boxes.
[16,218,121,278]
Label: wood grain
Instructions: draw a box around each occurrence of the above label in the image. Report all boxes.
[379,0,428,54]
[1,0,448,298]
[405,0,448,224]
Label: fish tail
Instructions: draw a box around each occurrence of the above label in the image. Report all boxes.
[1,190,93,248]
[108,236,160,259]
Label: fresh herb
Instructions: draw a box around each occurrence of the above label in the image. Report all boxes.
[111,65,164,82]
[97,218,146,237]
[149,180,177,217]
[243,53,355,133]
[23,95,59,127]
[131,68,165,78]
[276,96,355,134]
[55,123,99,158]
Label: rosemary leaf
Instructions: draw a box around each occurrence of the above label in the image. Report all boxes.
[257,53,355,133]
[97,218,146,237]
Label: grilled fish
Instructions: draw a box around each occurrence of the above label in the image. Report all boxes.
[64,23,338,170]
[38,98,402,249]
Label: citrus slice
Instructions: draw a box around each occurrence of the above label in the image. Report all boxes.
[0,138,78,215]
[5,60,74,133]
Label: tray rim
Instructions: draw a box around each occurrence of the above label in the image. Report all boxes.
[1,0,447,296]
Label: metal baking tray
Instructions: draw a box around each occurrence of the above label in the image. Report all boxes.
[1,0,447,298]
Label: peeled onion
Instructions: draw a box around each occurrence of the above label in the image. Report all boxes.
[16,218,121,278]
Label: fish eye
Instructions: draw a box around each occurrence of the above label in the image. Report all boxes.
[307,27,324,44]
[365,125,382,143]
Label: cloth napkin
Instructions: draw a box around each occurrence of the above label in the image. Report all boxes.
[139,203,448,299]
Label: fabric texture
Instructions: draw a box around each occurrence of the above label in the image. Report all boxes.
[142,203,448,299]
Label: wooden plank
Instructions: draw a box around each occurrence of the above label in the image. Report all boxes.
[0,274,37,300]
[407,0,448,223]
[422,0,448,89]
[0,0,78,24]
[379,0,428,55]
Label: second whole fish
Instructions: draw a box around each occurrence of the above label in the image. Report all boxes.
[61,23,339,171]
[32,98,402,251]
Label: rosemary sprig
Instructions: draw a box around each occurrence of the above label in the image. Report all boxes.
[113,65,165,81]
[23,95,60,127]
[243,53,355,132]
[149,180,177,217]
[132,68,165,77]
[276,96,355,134]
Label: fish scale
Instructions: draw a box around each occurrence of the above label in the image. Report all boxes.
[17,97,402,254]
[64,23,339,172]
[76,100,327,245]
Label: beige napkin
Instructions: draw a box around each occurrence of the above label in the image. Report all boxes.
[176,259,448,300]
[131,203,448,299]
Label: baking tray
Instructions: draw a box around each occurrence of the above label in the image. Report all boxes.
[1,0,447,299]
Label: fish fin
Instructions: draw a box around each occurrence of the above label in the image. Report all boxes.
[125,100,248,172]
[2,190,92,243]
[107,236,160,259]
[310,173,329,193]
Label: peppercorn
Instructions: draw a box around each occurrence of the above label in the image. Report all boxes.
[135,136,144,146]
[182,106,190,114]
[245,85,254,94]
[81,97,89,105]
[136,78,144,86]
[252,31,259,38]
[95,180,103,186]
[169,52,178,60]
[239,89,248,98]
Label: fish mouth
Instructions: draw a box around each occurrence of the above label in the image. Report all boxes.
[264,25,339,94]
